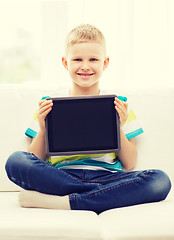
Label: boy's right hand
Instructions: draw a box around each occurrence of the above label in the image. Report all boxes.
[37,99,53,132]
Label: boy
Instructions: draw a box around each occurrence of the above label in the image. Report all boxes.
[5,24,171,214]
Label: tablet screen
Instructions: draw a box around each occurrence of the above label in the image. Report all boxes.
[45,95,120,156]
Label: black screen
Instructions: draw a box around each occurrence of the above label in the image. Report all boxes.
[46,96,120,155]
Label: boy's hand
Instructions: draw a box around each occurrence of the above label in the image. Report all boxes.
[37,99,53,131]
[114,97,128,126]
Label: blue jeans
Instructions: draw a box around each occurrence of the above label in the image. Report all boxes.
[5,151,171,214]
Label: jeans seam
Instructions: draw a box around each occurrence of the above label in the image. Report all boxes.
[69,193,77,210]
[53,167,84,184]
[49,167,101,187]
[75,177,142,199]
[90,172,137,183]
[59,168,101,187]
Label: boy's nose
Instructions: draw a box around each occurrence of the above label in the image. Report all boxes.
[81,61,90,71]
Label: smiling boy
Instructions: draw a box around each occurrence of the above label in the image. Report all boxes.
[62,39,109,95]
[5,24,171,213]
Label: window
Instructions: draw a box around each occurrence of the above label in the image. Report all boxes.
[0,1,41,83]
[1,0,173,89]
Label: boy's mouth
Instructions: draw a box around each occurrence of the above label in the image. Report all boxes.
[77,73,94,79]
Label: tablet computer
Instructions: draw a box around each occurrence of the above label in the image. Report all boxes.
[45,95,120,156]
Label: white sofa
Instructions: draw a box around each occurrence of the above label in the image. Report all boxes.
[0,84,174,240]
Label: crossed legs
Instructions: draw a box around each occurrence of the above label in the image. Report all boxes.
[5,151,171,214]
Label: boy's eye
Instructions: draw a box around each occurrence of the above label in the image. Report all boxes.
[90,58,98,62]
[73,58,82,61]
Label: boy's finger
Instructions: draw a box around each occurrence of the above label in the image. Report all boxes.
[114,99,125,111]
[115,106,124,122]
[39,99,53,106]
[40,107,52,119]
[39,100,53,109]
[38,102,53,115]
[39,105,52,114]
[115,98,128,110]
[123,101,128,110]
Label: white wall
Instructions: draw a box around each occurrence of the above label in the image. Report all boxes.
[41,0,174,90]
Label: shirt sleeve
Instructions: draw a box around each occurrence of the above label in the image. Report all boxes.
[122,102,144,140]
[25,109,40,138]
[25,96,50,138]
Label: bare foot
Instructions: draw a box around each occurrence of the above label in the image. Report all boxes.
[18,190,70,210]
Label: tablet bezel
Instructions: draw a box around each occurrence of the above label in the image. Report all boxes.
[45,95,120,156]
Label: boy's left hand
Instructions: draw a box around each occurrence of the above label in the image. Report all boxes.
[114,97,128,126]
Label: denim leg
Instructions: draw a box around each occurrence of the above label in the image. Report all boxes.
[5,151,99,196]
[69,169,171,214]
[5,152,171,214]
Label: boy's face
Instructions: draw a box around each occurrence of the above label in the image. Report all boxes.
[62,40,109,89]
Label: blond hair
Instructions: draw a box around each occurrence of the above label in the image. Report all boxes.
[65,24,106,55]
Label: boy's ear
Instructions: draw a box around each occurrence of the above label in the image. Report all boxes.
[62,57,68,70]
[103,57,109,71]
